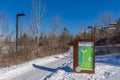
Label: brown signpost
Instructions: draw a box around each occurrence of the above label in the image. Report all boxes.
[73,39,95,74]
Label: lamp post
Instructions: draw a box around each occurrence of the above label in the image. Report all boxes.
[16,13,25,52]
[88,26,93,39]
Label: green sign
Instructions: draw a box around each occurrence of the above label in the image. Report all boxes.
[76,42,94,72]
[73,39,95,73]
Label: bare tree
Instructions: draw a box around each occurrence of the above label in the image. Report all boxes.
[28,0,46,55]
[29,20,36,39]
[100,12,112,27]
[100,12,113,39]
[49,16,60,53]
[83,27,88,38]
[31,0,46,45]
[92,22,100,40]
[0,13,10,57]
[58,28,71,52]
[116,19,120,35]
[0,13,8,39]
[100,12,113,54]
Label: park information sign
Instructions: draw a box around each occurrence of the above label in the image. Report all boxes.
[73,39,95,74]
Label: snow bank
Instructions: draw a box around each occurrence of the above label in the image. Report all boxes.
[47,54,120,80]
[46,64,119,80]
[64,46,73,58]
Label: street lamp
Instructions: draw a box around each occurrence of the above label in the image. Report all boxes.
[88,26,93,39]
[16,13,25,52]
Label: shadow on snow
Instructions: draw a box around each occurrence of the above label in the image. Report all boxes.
[32,64,73,73]
[32,63,73,80]
[95,55,120,66]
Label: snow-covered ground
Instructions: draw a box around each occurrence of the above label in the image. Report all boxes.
[0,48,120,80]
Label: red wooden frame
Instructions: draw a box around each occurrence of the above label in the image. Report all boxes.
[73,39,95,74]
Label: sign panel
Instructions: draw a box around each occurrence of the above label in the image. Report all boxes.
[73,39,95,74]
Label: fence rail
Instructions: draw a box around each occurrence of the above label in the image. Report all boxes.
[96,45,120,54]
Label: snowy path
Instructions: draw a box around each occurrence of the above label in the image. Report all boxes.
[11,57,72,80]
[0,54,72,80]
[0,51,120,80]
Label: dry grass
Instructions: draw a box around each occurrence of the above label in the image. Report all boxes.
[0,45,68,67]
[0,29,70,67]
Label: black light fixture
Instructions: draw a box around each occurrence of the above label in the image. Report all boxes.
[88,26,92,29]
[17,13,25,16]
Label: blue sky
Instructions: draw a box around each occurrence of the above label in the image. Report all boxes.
[0,0,120,35]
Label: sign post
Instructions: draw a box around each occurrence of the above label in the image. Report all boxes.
[73,39,95,74]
